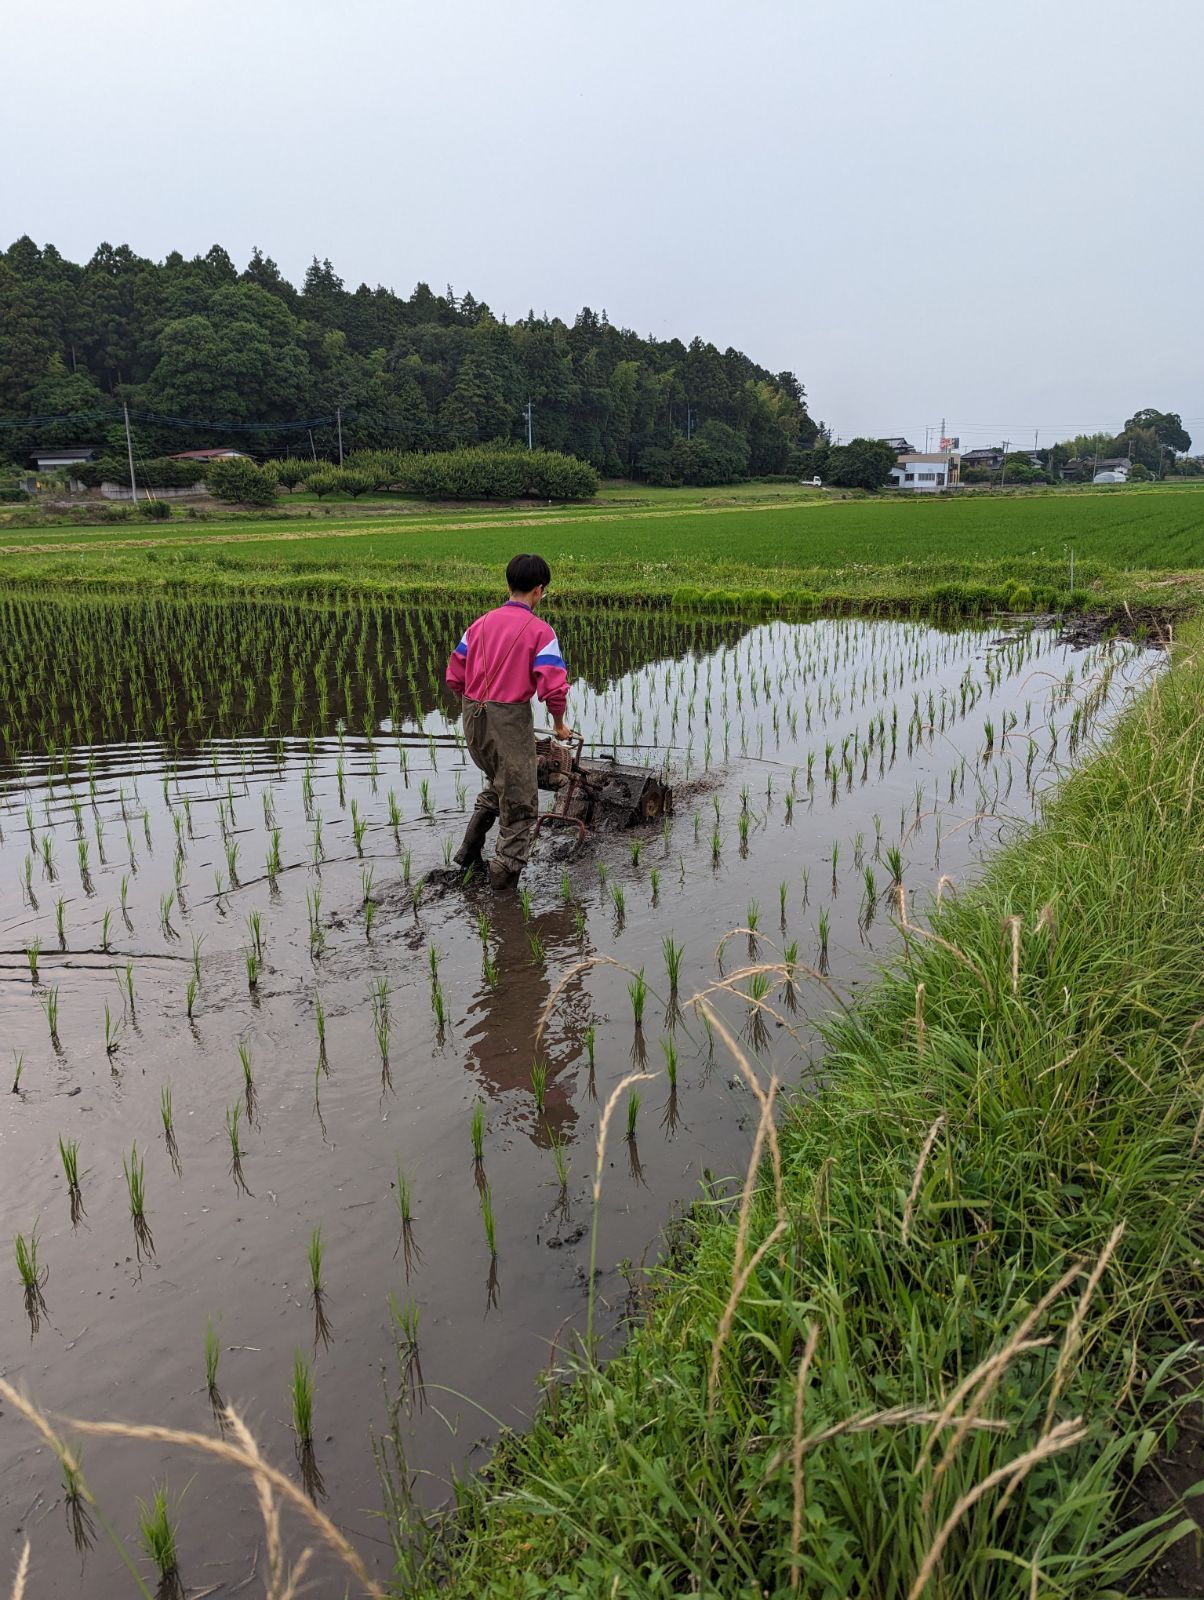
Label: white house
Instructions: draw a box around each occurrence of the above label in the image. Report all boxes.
[888,452,960,492]
[31,445,97,471]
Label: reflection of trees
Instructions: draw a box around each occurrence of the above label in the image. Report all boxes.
[461,896,591,1148]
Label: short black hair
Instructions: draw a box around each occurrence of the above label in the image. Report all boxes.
[506,553,551,593]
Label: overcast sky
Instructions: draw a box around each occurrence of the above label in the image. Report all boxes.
[6,0,1202,450]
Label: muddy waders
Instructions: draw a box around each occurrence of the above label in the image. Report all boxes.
[456,699,538,886]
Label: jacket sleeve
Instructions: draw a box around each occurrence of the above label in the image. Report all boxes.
[532,628,568,720]
[446,630,468,695]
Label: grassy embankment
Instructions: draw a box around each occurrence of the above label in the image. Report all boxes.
[391,626,1204,1597]
[1,483,1202,620]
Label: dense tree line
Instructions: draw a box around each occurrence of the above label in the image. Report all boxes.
[0,238,816,480]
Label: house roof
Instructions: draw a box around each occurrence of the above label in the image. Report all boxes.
[170,448,248,460]
[34,445,96,458]
[894,453,956,464]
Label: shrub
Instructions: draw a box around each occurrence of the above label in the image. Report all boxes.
[75,456,207,490]
[137,499,171,520]
[307,471,339,500]
[207,458,279,506]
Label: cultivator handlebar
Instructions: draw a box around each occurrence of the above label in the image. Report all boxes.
[534,733,673,841]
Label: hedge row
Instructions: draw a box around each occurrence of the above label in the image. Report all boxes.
[72,456,208,489]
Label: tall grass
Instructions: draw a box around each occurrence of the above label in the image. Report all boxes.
[393,625,1204,1597]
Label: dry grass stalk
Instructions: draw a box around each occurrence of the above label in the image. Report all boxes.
[935,875,958,906]
[907,1418,1088,1600]
[901,1114,946,1246]
[592,1071,655,1208]
[225,1408,283,1595]
[714,926,780,964]
[697,999,784,1231]
[534,955,629,1053]
[916,1258,1084,1488]
[892,887,989,989]
[1002,915,1023,996]
[760,1405,1010,1481]
[914,982,926,1058]
[0,1376,383,1600]
[693,960,849,1015]
[789,1323,820,1591]
[9,1541,29,1600]
[706,1217,788,1413]
[1035,902,1058,952]
[1043,1221,1125,1427]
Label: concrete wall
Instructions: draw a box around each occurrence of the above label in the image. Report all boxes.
[99,481,211,501]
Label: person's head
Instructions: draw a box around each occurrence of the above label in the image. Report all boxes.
[506,552,551,606]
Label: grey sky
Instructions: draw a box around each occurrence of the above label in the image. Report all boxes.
[7,0,1203,451]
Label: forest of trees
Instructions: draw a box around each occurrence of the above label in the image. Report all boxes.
[0,238,817,481]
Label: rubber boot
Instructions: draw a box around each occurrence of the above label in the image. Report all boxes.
[454,807,497,869]
[488,859,522,892]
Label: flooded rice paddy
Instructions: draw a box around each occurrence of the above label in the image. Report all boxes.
[0,597,1158,1593]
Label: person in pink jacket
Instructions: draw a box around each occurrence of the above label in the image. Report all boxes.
[446,553,572,889]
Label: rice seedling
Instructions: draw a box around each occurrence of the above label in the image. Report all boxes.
[204,1314,221,1400]
[25,937,40,984]
[123,1143,154,1258]
[136,1481,180,1593]
[55,894,66,949]
[531,1059,548,1114]
[159,891,176,937]
[886,843,904,887]
[585,1022,597,1073]
[226,1101,251,1194]
[710,824,722,865]
[351,797,367,854]
[419,777,434,818]
[629,837,643,867]
[185,975,198,1019]
[306,886,324,955]
[11,1052,24,1093]
[307,1224,332,1345]
[470,1101,486,1169]
[817,907,831,975]
[15,1226,49,1337]
[548,1126,570,1200]
[290,1347,315,1444]
[610,882,626,924]
[528,929,547,965]
[628,967,648,1030]
[245,949,260,991]
[103,1000,120,1057]
[626,1090,641,1140]
[560,870,573,904]
[520,886,533,921]
[58,1136,84,1225]
[737,811,750,853]
[247,909,264,960]
[119,872,130,920]
[161,1083,180,1174]
[649,865,660,904]
[431,982,448,1036]
[393,1157,422,1278]
[43,984,60,1046]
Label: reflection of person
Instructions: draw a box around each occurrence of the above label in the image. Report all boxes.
[446,554,573,890]
[462,895,587,1146]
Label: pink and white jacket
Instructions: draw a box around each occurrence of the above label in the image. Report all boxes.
[446,601,569,721]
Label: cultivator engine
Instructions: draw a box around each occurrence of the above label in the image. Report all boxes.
[534,734,672,842]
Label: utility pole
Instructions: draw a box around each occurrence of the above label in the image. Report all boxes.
[123,401,138,503]
[307,429,317,462]
[999,439,1011,490]
[336,407,344,466]
[523,398,534,450]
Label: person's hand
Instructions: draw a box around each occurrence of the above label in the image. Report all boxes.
[553,720,573,741]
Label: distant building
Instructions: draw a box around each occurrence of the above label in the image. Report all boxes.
[1092,459,1130,485]
[888,452,960,491]
[170,448,250,462]
[880,436,916,454]
[961,447,1005,471]
[31,445,97,470]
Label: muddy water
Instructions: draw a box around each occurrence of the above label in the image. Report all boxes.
[0,613,1156,1593]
